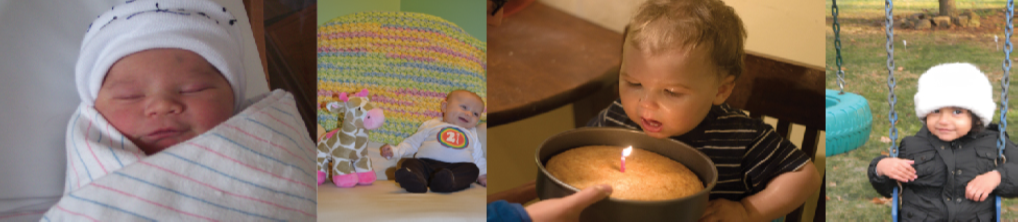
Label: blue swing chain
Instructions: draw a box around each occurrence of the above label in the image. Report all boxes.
[1001,0,1013,173]
[886,0,898,158]
[998,0,1014,221]
[834,0,845,94]
[883,0,901,222]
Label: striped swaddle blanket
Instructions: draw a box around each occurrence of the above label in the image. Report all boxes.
[43,89,317,221]
[317,11,487,145]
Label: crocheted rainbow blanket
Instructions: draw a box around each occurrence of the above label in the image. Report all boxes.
[317,11,486,145]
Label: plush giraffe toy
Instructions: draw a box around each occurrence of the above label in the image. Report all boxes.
[317,89,385,187]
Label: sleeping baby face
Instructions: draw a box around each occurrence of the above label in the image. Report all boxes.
[94,48,235,155]
[441,90,484,129]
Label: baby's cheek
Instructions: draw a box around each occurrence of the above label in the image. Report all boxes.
[619,97,641,120]
[96,105,144,138]
[188,100,234,134]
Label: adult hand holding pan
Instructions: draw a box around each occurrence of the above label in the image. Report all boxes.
[535,128,717,222]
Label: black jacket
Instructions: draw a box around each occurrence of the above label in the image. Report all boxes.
[868,124,1018,221]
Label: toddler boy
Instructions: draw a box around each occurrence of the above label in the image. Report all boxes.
[588,0,821,221]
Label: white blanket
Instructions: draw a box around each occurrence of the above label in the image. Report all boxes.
[42,89,317,221]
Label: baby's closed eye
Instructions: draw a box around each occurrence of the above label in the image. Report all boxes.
[625,80,641,87]
[115,93,144,100]
[180,84,212,93]
[112,89,144,100]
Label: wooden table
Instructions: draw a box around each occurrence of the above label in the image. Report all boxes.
[487,2,622,127]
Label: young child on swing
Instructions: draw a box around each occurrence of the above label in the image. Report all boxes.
[869,63,1018,221]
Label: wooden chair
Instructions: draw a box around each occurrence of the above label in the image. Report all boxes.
[727,53,825,222]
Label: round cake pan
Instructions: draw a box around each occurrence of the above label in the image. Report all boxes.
[535,127,717,222]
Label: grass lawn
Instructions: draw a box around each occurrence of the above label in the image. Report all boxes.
[825,0,1018,221]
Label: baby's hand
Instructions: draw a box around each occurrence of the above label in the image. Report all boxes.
[876,157,917,183]
[380,144,393,159]
[966,170,1001,202]
[477,174,487,187]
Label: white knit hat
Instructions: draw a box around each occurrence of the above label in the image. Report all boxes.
[914,63,996,127]
[75,0,245,111]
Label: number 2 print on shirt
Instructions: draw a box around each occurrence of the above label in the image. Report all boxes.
[437,127,468,149]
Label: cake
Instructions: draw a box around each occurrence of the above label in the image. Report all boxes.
[546,145,704,201]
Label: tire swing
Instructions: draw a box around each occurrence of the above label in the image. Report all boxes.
[826,0,874,157]
[882,0,1011,221]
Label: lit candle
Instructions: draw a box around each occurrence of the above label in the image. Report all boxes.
[621,146,633,173]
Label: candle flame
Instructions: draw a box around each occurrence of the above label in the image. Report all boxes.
[622,146,633,157]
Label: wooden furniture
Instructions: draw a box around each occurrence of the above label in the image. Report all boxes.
[487,2,621,127]
[727,53,825,222]
[262,0,317,140]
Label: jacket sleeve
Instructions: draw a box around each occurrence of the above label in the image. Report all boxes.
[994,138,1018,197]
[487,200,532,222]
[869,139,908,198]
[868,155,896,198]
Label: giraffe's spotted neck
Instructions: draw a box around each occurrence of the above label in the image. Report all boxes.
[341,97,369,137]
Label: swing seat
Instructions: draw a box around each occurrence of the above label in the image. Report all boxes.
[890,191,1001,222]
[825,89,873,156]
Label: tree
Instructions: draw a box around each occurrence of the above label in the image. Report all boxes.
[939,0,956,16]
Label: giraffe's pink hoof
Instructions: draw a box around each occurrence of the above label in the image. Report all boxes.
[356,171,376,185]
[317,171,327,185]
[333,173,358,188]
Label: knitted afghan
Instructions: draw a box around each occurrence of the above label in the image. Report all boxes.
[317,11,487,145]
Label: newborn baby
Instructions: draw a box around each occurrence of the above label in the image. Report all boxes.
[73,0,246,155]
[94,48,236,155]
[381,90,488,193]
[45,1,317,221]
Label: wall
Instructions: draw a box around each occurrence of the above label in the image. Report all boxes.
[317,0,486,40]
[541,0,825,68]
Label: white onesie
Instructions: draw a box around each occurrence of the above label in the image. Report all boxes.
[391,118,487,176]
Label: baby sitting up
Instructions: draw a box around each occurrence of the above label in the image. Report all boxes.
[381,90,487,193]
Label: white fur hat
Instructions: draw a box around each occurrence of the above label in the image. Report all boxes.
[914,63,996,127]
[75,0,245,110]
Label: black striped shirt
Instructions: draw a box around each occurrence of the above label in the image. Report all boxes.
[588,99,810,200]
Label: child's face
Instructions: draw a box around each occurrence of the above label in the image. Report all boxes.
[618,43,736,139]
[926,107,973,142]
[94,48,235,155]
[441,91,484,129]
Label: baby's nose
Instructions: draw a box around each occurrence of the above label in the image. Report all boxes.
[639,93,659,109]
[938,114,955,124]
[146,97,184,116]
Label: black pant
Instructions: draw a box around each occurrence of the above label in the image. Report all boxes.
[398,158,478,193]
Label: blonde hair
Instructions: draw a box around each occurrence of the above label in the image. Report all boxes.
[626,0,747,79]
